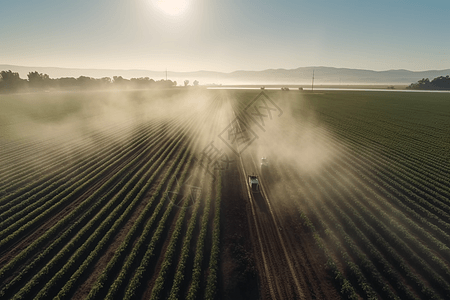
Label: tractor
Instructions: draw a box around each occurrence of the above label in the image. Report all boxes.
[248,175,260,193]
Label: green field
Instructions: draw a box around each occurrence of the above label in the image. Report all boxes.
[0,89,449,299]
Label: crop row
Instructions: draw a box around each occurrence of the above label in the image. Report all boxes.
[290,116,450,251]
[49,133,190,300]
[1,120,190,299]
[307,169,431,300]
[0,118,137,188]
[329,147,450,261]
[0,119,149,202]
[322,165,447,299]
[0,92,223,299]
[185,176,214,300]
[122,102,220,299]
[0,120,162,229]
[317,151,448,297]
[264,99,445,298]
[204,173,222,300]
[309,119,450,248]
[0,122,163,251]
[312,101,449,175]
[275,164,360,300]
[148,164,205,300]
[120,145,195,299]
[86,97,221,300]
[312,98,449,167]
[85,133,193,300]
[318,110,449,179]
[168,174,211,300]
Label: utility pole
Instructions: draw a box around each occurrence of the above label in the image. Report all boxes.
[312,69,315,92]
[165,68,167,81]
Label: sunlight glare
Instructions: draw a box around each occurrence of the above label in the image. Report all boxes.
[152,0,190,16]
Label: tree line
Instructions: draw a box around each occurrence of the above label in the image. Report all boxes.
[406,75,450,90]
[0,70,188,93]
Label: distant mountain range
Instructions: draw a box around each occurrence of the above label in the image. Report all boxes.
[1,64,449,85]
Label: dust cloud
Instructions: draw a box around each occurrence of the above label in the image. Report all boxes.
[247,91,339,174]
[0,88,341,198]
[232,90,342,209]
[0,88,220,173]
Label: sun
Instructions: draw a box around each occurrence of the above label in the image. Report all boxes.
[152,0,190,16]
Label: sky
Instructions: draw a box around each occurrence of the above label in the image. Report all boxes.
[1,0,449,73]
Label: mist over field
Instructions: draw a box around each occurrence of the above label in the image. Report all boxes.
[0,89,214,174]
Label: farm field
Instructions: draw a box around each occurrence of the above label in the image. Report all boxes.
[0,88,449,300]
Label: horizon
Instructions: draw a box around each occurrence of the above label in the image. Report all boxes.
[2,63,449,86]
[2,63,450,74]
[1,1,449,73]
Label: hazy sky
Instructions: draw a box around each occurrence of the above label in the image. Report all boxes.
[1,0,449,72]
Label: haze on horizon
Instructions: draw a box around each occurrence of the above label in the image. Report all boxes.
[1,0,449,73]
